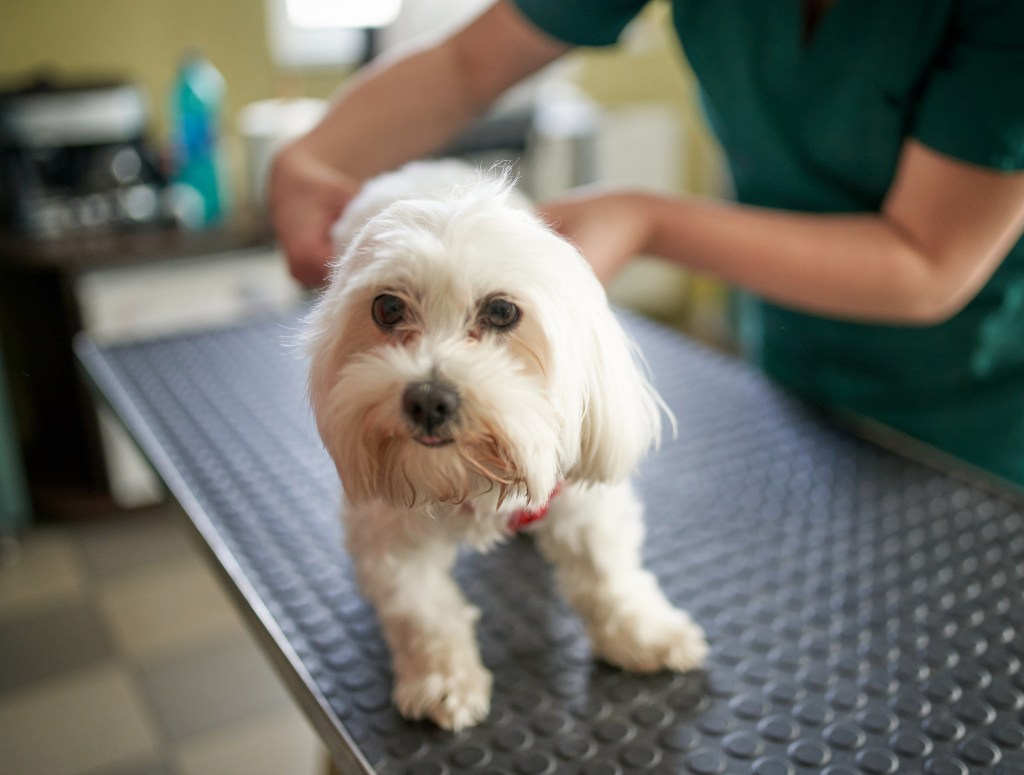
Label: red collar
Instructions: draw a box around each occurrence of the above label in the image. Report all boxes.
[508,482,565,532]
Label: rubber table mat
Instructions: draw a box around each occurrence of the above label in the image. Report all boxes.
[77,310,1024,775]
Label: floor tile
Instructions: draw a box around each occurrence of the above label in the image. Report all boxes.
[72,503,196,581]
[138,633,295,742]
[0,530,86,620]
[96,553,246,659]
[0,600,115,694]
[0,663,161,775]
[1,506,326,773]
[175,706,325,775]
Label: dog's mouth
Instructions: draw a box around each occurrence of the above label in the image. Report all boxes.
[413,435,455,448]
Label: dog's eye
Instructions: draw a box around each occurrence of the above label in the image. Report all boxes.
[372,294,406,328]
[481,298,521,330]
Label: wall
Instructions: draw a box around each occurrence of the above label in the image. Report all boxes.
[3,0,276,135]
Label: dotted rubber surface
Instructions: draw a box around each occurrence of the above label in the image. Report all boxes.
[78,310,1024,774]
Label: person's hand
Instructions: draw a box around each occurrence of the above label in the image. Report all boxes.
[537,188,657,284]
[268,140,361,287]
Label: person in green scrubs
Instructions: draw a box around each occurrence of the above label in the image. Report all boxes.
[269,1,1024,488]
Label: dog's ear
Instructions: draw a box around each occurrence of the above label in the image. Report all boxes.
[570,302,670,484]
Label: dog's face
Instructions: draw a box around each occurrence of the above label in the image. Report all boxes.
[307,180,664,511]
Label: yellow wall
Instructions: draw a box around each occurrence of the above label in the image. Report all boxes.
[2,0,276,135]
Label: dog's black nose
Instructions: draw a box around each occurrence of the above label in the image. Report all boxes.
[402,381,460,434]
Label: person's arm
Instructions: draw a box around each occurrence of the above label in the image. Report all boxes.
[270,0,570,286]
[541,140,1024,324]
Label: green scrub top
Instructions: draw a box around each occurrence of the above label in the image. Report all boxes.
[513,0,1024,488]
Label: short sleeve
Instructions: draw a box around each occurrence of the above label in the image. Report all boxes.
[911,0,1024,171]
[511,0,651,47]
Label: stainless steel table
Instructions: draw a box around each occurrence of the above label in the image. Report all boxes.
[77,308,1024,775]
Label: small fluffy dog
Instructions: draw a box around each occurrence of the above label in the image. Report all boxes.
[305,161,707,731]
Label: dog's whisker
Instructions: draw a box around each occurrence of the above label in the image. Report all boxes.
[398,459,419,510]
[459,446,517,490]
[495,482,510,510]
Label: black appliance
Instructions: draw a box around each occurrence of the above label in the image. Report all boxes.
[0,75,170,238]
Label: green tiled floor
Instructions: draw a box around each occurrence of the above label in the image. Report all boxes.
[0,504,326,775]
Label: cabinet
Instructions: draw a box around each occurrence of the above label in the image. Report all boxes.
[0,217,289,519]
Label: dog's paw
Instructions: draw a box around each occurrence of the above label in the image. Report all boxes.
[393,661,493,731]
[591,604,709,674]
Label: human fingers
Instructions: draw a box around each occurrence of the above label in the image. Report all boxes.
[269,144,359,287]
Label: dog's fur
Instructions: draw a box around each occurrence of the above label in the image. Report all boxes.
[305,161,707,730]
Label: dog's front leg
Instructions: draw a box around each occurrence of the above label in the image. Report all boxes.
[345,506,492,731]
[533,482,708,672]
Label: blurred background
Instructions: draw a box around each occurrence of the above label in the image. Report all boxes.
[0,2,729,773]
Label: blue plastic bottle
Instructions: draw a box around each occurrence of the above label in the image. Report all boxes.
[169,52,230,227]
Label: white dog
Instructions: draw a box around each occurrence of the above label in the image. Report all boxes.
[305,161,707,731]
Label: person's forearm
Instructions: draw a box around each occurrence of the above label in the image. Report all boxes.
[644,195,976,324]
[298,44,486,181]
[638,141,1024,325]
[294,1,569,182]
